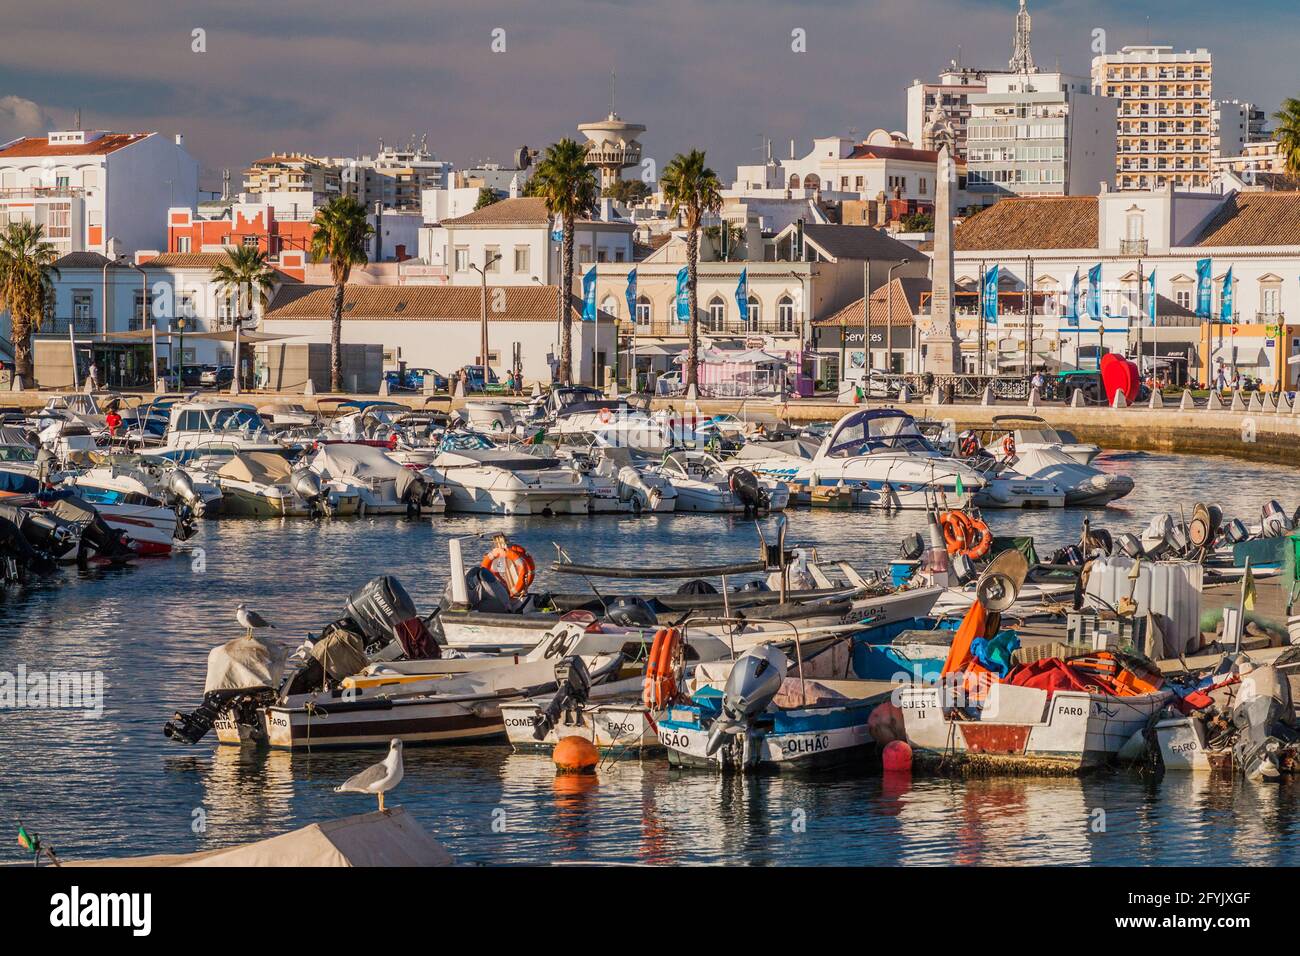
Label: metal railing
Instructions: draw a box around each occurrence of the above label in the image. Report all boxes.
[1119,239,1148,255]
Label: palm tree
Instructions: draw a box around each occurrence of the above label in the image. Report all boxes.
[530,138,598,384]
[0,221,60,385]
[1273,97,1300,178]
[660,149,723,391]
[213,246,276,392]
[310,196,373,391]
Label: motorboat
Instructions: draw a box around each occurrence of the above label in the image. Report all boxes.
[1006,446,1134,506]
[66,464,187,556]
[991,414,1101,465]
[426,431,591,515]
[737,408,984,511]
[155,400,287,463]
[0,426,40,476]
[303,442,445,515]
[257,402,320,430]
[460,400,526,435]
[213,451,359,517]
[649,450,788,513]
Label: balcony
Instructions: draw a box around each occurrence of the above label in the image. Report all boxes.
[36,316,97,336]
[0,187,86,200]
[1255,312,1285,324]
[1119,239,1148,255]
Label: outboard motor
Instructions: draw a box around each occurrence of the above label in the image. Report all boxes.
[705,644,789,762]
[727,466,769,514]
[1116,533,1145,560]
[616,465,660,514]
[899,532,925,561]
[167,468,204,518]
[531,656,594,740]
[447,565,515,613]
[949,552,976,585]
[1221,518,1249,545]
[346,574,440,659]
[1260,500,1291,538]
[290,468,328,516]
[1231,661,1300,782]
[395,468,433,517]
[1140,513,1174,559]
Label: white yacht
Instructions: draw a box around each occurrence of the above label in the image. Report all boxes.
[736,408,984,511]
[991,414,1101,465]
[427,432,592,515]
[67,465,183,556]
[155,401,286,463]
[213,451,359,517]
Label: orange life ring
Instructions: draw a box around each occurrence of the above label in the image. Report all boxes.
[481,544,536,597]
[599,406,612,424]
[642,627,681,710]
[1001,434,1016,458]
[939,510,993,560]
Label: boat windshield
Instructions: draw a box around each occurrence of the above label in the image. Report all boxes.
[208,407,266,431]
[0,445,36,462]
[440,431,494,451]
[826,412,935,457]
[1014,427,1062,444]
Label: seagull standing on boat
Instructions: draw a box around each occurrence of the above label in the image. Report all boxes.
[236,603,276,639]
[334,738,404,812]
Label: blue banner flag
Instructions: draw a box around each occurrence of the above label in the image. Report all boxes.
[735,268,749,324]
[1220,266,1234,324]
[675,267,690,323]
[1065,268,1080,328]
[1196,258,1212,318]
[1147,269,1157,327]
[1087,263,1102,321]
[581,265,597,322]
[625,269,637,322]
[982,265,999,325]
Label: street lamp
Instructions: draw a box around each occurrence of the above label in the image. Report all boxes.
[175,316,186,389]
[886,258,910,380]
[469,251,503,390]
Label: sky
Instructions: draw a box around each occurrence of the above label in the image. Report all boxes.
[0,0,1295,193]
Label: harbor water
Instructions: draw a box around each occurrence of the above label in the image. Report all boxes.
[4,449,1300,865]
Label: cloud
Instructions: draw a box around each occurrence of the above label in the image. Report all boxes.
[0,95,54,143]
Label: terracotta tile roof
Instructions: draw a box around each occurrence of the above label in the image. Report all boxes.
[800,223,926,263]
[846,144,940,163]
[442,197,552,227]
[0,132,149,158]
[265,283,598,322]
[813,277,927,327]
[1192,192,1300,246]
[953,197,1099,251]
[141,253,234,268]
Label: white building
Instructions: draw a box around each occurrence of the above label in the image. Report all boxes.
[966,70,1117,203]
[333,137,452,212]
[1212,99,1270,160]
[0,129,198,257]
[262,283,614,385]
[943,186,1300,388]
[906,64,996,159]
[420,196,635,285]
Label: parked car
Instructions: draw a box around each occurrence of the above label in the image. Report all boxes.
[655,371,684,396]
[1051,369,1105,404]
[168,364,208,389]
[200,365,234,388]
[384,367,448,392]
[459,365,499,391]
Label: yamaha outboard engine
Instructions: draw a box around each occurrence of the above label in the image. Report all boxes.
[167,468,204,518]
[727,466,768,514]
[395,468,433,517]
[447,565,514,613]
[346,574,440,659]
[705,644,789,764]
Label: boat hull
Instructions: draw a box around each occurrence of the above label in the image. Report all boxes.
[501,703,660,755]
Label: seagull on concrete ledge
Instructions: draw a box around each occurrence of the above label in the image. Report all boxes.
[334,738,404,812]
[236,603,276,638]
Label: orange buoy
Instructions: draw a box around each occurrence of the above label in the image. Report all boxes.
[882,739,913,773]
[553,735,599,775]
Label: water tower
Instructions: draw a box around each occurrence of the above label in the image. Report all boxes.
[578,72,645,189]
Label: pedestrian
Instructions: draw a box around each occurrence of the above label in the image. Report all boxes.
[505,368,516,395]
[87,359,99,391]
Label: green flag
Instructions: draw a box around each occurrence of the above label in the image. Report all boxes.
[955,474,965,498]
[17,825,35,855]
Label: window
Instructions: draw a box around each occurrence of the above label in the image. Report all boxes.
[635,295,651,326]
[746,295,761,330]
[1175,289,1191,310]
[454,247,469,272]
[1262,287,1281,315]
[242,235,259,248]
[579,245,592,262]
[72,290,92,323]
[708,296,726,331]
[176,236,191,253]
[599,295,619,321]
[918,177,928,196]
[131,291,154,331]
[854,176,864,191]
[513,245,529,273]
[485,246,500,271]
[777,294,796,333]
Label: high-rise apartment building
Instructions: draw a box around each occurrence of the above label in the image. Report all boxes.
[1091,45,1213,190]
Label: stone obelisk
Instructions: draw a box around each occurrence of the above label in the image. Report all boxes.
[923,144,961,374]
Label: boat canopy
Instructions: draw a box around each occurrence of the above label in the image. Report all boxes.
[217,452,295,484]
[734,438,820,461]
[312,442,408,480]
[825,408,936,458]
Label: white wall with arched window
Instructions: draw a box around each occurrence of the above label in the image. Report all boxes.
[746,295,761,330]
[635,295,652,327]
[707,295,726,332]
[599,295,619,320]
[776,294,795,333]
